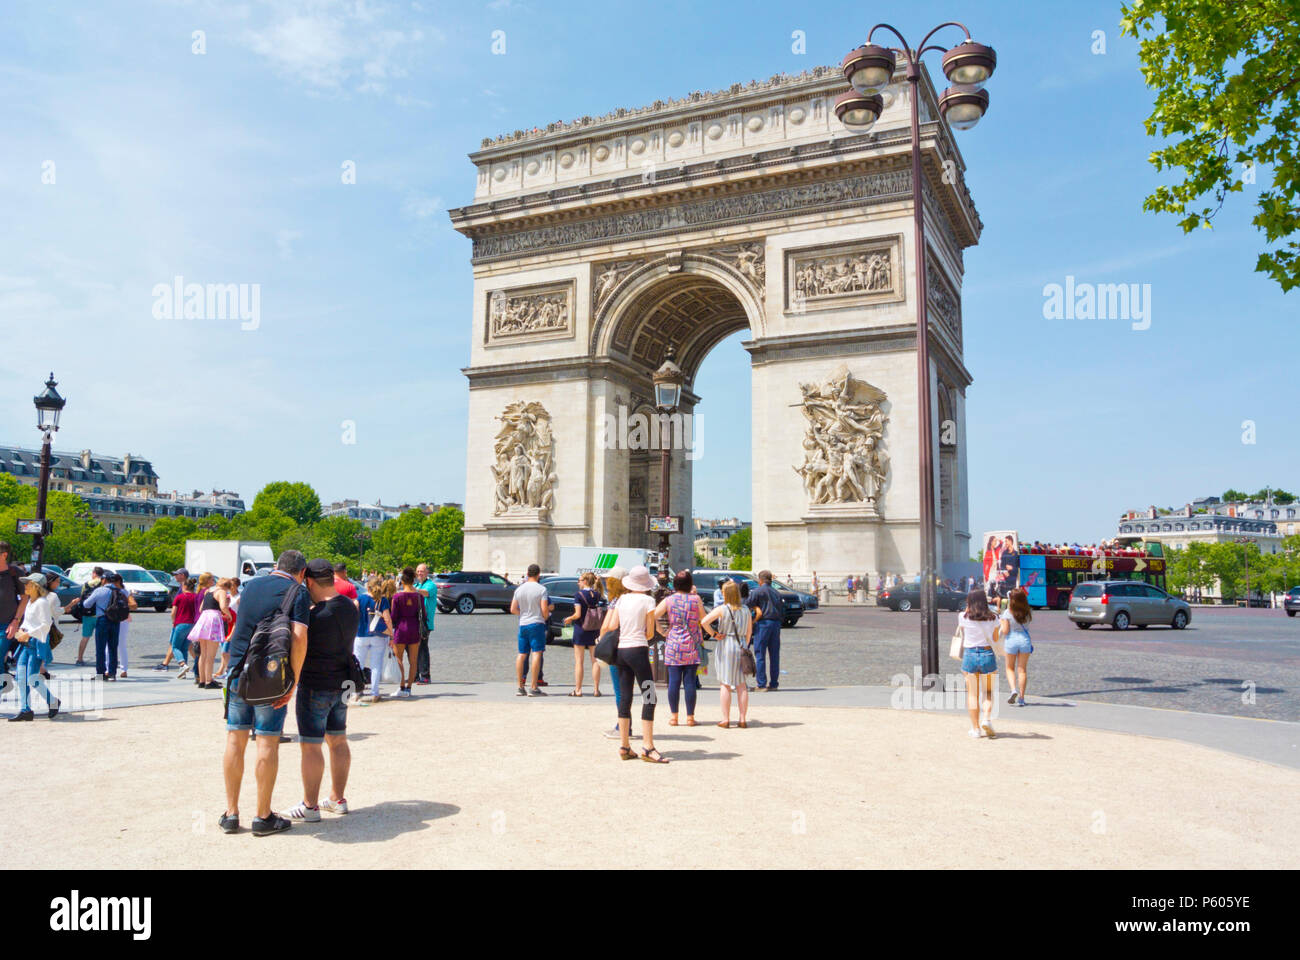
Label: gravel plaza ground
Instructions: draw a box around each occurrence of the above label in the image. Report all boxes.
[6,603,1296,869]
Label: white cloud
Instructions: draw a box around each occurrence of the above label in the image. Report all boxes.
[276,229,304,260]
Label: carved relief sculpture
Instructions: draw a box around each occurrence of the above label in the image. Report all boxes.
[784,237,903,314]
[491,401,557,517]
[592,259,646,309]
[706,241,766,295]
[486,282,574,343]
[793,367,890,507]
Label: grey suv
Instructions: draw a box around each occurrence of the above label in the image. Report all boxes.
[435,571,517,614]
[1068,580,1191,631]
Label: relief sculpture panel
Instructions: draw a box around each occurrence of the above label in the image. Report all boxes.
[793,367,890,509]
[784,236,904,314]
[486,281,575,345]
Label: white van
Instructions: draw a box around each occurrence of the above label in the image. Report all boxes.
[67,562,172,612]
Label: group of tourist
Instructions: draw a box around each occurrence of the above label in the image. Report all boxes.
[953,586,1036,739]
[1021,539,1149,557]
[509,562,790,764]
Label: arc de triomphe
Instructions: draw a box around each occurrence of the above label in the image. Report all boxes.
[449,64,979,580]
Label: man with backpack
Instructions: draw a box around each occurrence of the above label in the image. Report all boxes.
[220,550,311,837]
[81,571,130,681]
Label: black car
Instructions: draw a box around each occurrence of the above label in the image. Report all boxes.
[876,579,966,612]
[690,570,804,627]
[1285,587,1300,618]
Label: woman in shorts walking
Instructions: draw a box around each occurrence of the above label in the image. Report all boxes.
[958,588,1000,739]
[999,586,1034,707]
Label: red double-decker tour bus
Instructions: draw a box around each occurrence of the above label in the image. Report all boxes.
[1000,536,1168,610]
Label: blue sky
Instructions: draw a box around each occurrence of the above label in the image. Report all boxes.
[0,0,1294,550]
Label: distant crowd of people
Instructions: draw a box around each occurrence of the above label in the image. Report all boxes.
[509,562,788,763]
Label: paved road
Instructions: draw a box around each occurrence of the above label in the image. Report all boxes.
[41,603,1300,721]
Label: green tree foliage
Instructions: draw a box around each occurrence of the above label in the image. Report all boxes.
[1221,488,1249,501]
[724,527,753,572]
[0,475,114,568]
[1122,0,1300,291]
[370,507,465,573]
[252,481,322,528]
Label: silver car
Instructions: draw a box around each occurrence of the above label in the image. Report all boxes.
[1068,580,1191,631]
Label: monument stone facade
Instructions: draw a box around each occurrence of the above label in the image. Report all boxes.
[449,64,980,579]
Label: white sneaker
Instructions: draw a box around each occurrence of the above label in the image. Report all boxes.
[176,663,190,679]
[284,801,321,822]
[320,797,349,815]
[968,728,986,739]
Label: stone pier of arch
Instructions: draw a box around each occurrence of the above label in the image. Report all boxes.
[448,65,981,581]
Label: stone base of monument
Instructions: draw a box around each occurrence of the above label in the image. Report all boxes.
[802,500,881,522]
[479,512,553,573]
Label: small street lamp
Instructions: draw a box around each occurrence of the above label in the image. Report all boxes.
[30,373,66,572]
[1234,537,1254,606]
[833,22,996,684]
[652,347,684,567]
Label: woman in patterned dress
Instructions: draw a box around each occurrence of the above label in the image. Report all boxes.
[701,580,753,729]
[653,570,705,727]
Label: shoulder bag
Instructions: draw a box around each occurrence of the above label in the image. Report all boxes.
[949,617,965,660]
[727,607,756,676]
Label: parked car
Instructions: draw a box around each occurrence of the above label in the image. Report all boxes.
[434,571,517,614]
[876,578,966,612]
[774,578,818,611]
[689,570,804,627]
[1068,580,1191,630]
[146,570,180,605]
[1284,586,1300,618]
[66,562,171,612]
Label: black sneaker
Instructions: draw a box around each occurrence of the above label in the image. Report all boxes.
[528,688,548,697]
[47,702,60,719]
[516,686,527,697]
[251,814,291,836]
[7,710,34,722]
[218,812,239,834]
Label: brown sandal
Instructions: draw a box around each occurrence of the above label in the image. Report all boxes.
[716,720,730,728]
[738,721,748,728]
[686,718,697,727]
[641,747,670,764]
[668,717,678,726]
[618,746,637,761]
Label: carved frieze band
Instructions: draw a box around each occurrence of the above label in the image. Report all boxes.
[473,168,911,262]
[927,267,961,344]
[485,280,576,345]
[784,236,903,314]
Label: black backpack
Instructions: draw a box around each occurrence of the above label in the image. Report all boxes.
[104,586,131,623]
[231,582,302,707]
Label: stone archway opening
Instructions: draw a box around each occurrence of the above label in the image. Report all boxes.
[598,270,755,566]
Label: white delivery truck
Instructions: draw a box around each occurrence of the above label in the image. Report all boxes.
[184,540,275,581]
[558,547,661,577]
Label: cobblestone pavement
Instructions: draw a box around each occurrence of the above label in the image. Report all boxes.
[73,603,1300,721]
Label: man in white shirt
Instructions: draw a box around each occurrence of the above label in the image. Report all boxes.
[712,576,730,610]
[511,564,550,697]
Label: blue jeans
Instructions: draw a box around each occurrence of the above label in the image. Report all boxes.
[295,687,347,743]
[753,618,781,688]
[225,676,288,736]
[609,664,622,713]
[94,616,120,676]
[16,647,56,713]
[667,664,698,716]
[169,623,193,661]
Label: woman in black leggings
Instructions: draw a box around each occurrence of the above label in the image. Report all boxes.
[606,566,668,763]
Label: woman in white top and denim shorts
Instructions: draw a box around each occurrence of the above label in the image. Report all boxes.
[999,587,1033,707]
[957,588,1000,739]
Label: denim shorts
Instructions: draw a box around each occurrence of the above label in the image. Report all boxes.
[517,622,547,655]
[225,676,288,736]
[80,614,98,638]
[295,687,347,743]
[1004,633,1033,655]
[961,646,998,674]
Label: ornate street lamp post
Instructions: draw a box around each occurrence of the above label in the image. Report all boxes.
[30,373,66,573]
[652,348,684,568]
[834,23,996,683]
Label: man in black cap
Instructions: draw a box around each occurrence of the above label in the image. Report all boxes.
[283,559,359,823]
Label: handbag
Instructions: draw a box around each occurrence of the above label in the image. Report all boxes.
[580,591,604,632]
[48,623,64,650]
[949,623,964,660]
[726,608,756,676]
[594,627,620,665]
[346,654,367,699]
